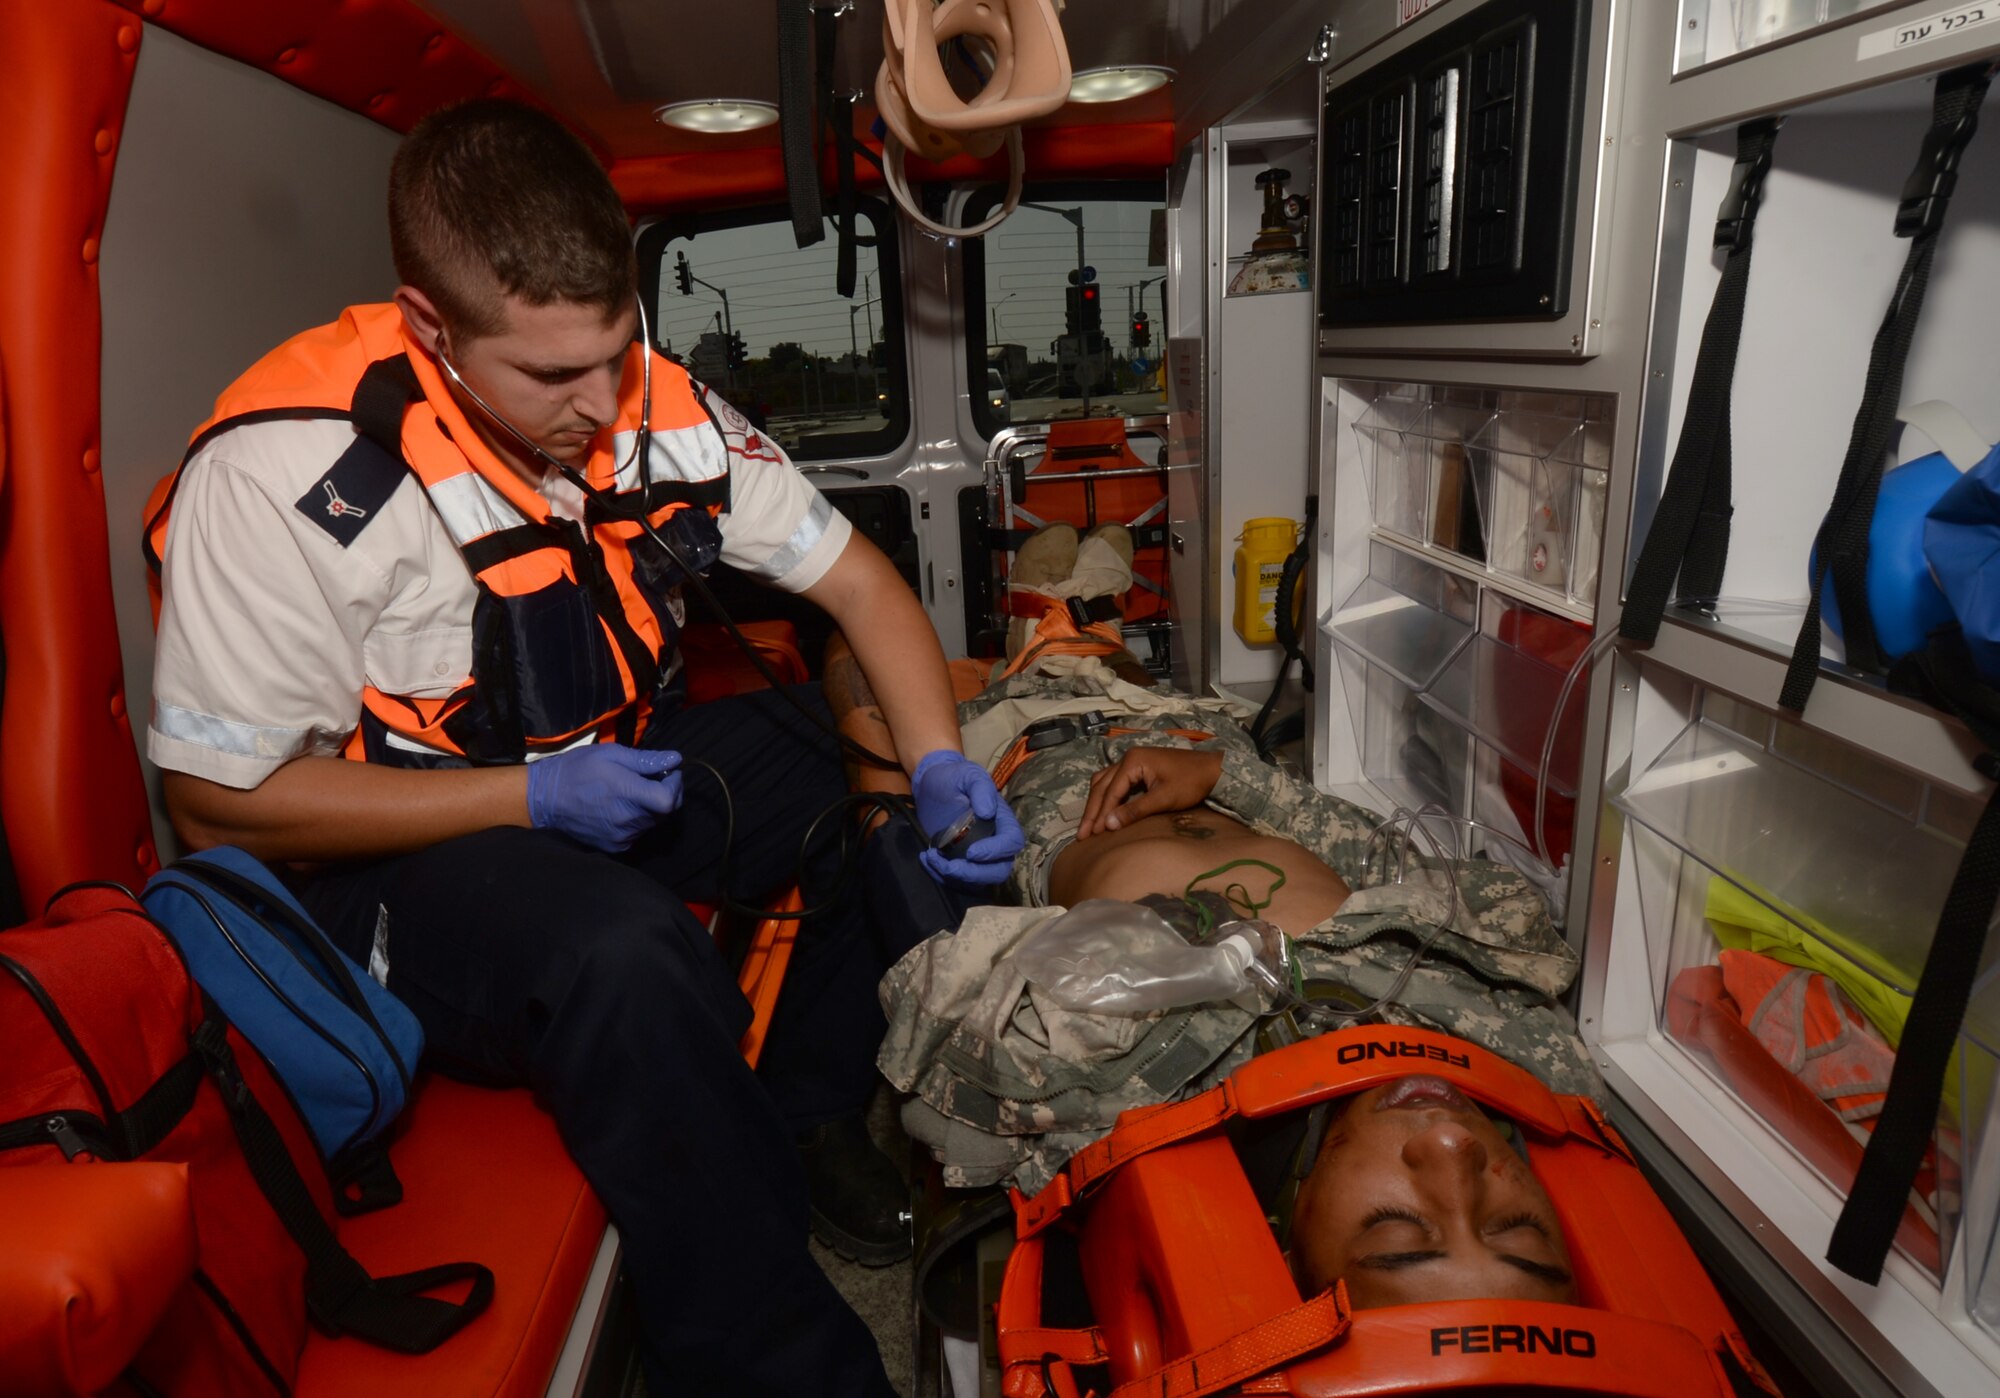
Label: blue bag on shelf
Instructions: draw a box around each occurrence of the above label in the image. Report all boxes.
[142,845,423,1213]
[1814,401,1985,664]
[1924,438,2000,684]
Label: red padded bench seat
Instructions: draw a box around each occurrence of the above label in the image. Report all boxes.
[292,1079,606,1397]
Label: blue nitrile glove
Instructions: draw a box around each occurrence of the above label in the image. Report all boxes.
[911,749,1024,886]
[526,744,683,853]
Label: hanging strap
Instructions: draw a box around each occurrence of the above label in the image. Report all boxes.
[1620,117,1781,646]
[1829,625,2000,1281]
[815,2,862,298]
[777,0,826,248]
[1780,64,1992,712]
[193,1010,494,1352]
[1826,765,2000,1281]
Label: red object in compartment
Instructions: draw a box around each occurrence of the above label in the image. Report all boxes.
[1666,965,1941,1276]
[1495,609,1593,867]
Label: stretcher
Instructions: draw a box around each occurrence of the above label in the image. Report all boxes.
[974,416,1182,671]
[997,1024,1777,1398]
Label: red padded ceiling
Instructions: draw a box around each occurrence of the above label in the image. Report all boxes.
[117,0,1173,181]
[612,120,1175,218]
[110,0,541,138]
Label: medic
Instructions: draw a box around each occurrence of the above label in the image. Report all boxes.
[142,98,1022,1396]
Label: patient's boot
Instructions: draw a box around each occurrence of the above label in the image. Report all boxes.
[1073,524,1155,685]
[798,1114,914,1266]
[1080,522,1135,581]
[1006,522,1079,659]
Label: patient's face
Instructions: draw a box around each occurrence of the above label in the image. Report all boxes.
[1290,1075,1576,1308]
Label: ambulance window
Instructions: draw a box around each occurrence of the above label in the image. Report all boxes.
[636,199,908,461]
[964,182,1168,437]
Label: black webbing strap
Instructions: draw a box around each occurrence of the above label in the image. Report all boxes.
[193,1011,494,1353]
[1827,764,2000,1281]
[351,354,422,454]
[1828,626,2000,1281]
[1620,117,1781,646]
[777,0,826,249]
[814,2,859,297]
[1780,65,1992,713]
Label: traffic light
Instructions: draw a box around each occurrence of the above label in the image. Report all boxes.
[1079,282,1101,335]
[726,331,747,371]
[1064,285,1083,336]
[1131,310,1150,349]
[674,251,692,296]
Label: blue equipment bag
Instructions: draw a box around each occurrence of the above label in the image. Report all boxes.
[142,846,422,1215]
[1923,442,2000,683]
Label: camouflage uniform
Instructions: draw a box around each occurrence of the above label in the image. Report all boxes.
[879,670,1603,1194]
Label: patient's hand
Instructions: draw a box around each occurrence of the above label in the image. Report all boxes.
[1078,747,1225,839]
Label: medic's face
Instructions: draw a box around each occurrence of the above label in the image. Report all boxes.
[440,294,637,469]
[1289,1075,1577,1308]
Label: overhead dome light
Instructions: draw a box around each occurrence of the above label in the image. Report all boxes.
[1067,66,1174,104]
[653,99,779,133]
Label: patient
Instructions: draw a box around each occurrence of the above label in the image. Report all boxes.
[837,523,1598,1308]
[1288,1075,1578,1307]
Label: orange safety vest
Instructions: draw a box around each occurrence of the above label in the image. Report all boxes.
[144,303,729,768]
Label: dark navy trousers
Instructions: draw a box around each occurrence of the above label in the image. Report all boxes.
[294,686,950,1396]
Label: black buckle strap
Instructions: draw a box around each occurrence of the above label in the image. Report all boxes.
[1781,63,1992,711]
[1620,117,1784,646]
[1023,710,1111,753]
[1713,116,1783,253]
[192,1004,495,1353]
[1896,66,1993,237]
[1827,773,2000,1282]
[1065,595,1122,628]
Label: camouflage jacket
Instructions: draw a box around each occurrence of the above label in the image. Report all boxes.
[879,670,1603,1194]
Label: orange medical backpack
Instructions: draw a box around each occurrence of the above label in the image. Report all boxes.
[997,1024,1778,1398]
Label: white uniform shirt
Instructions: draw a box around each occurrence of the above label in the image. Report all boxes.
[150,387,850,789]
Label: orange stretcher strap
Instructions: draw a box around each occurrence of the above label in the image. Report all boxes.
[1109,1285,1350,1398]
[1018,1027,1617,1240]
[1001,596,1128,679]
[1014,1082,1238,1238]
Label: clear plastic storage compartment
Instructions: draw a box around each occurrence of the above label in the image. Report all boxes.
[1470,396,1611,609]
[1337,647,1472,817]
[1325,542,1476,692]
[1345,381,1611,614]
[1326,546,1476,814]
[1614,694,2000,1286]
[1422,595,1593,798]
[1352,385,1495,548]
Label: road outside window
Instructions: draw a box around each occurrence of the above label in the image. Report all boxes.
[976,194,1167,430]
[645,209,905,460]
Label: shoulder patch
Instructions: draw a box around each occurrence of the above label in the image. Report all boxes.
[294,433,409,547]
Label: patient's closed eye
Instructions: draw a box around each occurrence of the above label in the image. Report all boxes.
[1484,1211,1551,1239]
[1361,1206,1433,1235]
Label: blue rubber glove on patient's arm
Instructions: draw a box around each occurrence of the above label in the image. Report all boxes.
[526,744,683,852]
[911,749,1024,886]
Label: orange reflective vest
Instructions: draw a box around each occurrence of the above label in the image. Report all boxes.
[144,303,728,768]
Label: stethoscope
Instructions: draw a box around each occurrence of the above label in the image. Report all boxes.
[426,295,904,783]
[430,295,655,519]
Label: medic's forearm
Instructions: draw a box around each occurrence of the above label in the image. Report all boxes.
[805,537,962,775]
[162,756,531,864]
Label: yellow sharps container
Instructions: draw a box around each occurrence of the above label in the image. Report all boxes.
[1233,517,1298,644]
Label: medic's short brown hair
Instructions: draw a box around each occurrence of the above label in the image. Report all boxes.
[389,99,635,340]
